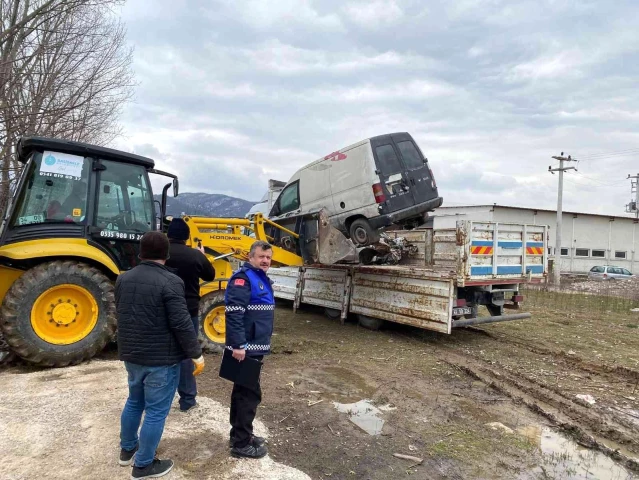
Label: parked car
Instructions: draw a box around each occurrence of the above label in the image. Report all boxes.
[268,132,443,246]
[588,265,635,281]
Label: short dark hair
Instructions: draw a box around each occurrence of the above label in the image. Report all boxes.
[139,231,170,260]
[249,240,272,257]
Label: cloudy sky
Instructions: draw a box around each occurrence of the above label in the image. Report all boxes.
[112,0,639,216]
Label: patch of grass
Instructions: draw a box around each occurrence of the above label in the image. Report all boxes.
[626,324,639,329]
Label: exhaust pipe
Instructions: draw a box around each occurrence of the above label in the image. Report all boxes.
[452,313,531,328]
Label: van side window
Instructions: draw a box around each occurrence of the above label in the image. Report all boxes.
[396,141,423,170]
[375,145,402,174]
[277,181,300,214]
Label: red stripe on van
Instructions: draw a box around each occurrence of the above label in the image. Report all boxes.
[324,151,347,161]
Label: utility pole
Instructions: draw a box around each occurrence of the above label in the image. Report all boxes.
[548,153,577,285]
[626,174,639,220]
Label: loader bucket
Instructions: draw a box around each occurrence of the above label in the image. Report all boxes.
[297,209,359,265]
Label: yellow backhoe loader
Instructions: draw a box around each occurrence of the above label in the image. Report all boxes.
[0,137,356,367]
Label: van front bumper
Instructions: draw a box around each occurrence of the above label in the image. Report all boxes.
[369,196,443,229]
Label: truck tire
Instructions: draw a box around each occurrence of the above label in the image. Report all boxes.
[357,314,384,331]
[324,308,341,320]
[199,290,226,354]
[349,218,380,247]
[0,261,116,367]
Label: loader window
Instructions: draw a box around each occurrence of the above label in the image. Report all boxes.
[95,160,153,232]
[11,152,90,226]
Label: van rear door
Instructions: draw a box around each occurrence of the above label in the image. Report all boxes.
[370,135,413,213]
[390,133,438,205]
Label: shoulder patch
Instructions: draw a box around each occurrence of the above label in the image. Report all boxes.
[234,278,246,286]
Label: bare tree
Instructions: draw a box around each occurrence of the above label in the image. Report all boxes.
[0,0,134,211]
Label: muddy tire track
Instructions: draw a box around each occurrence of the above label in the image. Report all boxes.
[394,329,639,473]
[466,326,639,383]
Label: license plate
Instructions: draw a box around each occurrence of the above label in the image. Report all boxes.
[453,307,472,316]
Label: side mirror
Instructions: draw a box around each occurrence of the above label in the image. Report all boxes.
[173,178,179,197]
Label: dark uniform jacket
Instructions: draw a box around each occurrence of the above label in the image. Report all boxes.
[115,261,202,366]
[224,262,275,356]
[165,240,216,316]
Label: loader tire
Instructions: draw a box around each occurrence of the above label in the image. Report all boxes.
[0,261,116,367]
[199,290,226,354]
[357,314,384,331]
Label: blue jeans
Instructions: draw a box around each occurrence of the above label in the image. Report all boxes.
[120,362,180,467]
[178,315,199,410]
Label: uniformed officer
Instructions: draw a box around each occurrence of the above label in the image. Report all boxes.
[224,240,274,459]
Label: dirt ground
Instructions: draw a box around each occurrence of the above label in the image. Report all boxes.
[1,297,639,480]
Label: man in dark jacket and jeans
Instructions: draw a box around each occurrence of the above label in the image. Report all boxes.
[165,217,215,412]
[116,231,205,479]
[225,240,274,459]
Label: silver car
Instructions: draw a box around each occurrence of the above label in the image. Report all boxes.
[588,265,634,281]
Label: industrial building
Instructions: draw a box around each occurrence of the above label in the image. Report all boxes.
[430,204,639,274]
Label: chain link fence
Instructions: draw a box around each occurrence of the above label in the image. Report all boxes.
[521,275,639,314]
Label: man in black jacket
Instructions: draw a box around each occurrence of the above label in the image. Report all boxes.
[165,217,215,412]
[116,231,205,479]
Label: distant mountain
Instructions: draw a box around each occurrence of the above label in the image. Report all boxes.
[154,192,256,218]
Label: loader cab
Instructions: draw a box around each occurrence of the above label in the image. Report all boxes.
[0,137,178,271]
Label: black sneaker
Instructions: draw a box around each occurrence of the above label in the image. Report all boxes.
[131,458,174,479]
[179,402,198,413]
[119,445,138,466]
[229,435,265,448]
[231,442,268,459]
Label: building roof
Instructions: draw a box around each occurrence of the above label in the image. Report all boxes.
[436,204,638,222]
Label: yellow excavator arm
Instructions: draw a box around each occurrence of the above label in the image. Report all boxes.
[177,210,358,269]
[182,213,304,267]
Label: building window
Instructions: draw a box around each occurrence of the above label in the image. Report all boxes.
[615,251,627,259]
[575,248,590,257]
[560,248,569,256]
[592,249,606,258]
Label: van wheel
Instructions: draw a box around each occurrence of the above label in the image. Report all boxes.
[349,218,380,247]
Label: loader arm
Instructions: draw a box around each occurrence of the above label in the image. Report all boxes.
[179,210,358,268]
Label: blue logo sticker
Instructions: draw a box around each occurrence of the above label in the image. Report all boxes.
[44,154,56,166]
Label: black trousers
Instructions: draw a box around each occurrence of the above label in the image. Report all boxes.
[229,355,263,448]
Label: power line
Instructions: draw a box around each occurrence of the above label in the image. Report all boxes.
[573,147,639,161]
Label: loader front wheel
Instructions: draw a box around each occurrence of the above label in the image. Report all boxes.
[0,261,116,367]
[199,291,226,353]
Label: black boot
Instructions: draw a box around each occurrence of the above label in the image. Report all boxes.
[231,441,267,459]
[229,435,265,448]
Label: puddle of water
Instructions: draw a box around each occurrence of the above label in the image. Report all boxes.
[518,426,637,480]
[333,399,385,435]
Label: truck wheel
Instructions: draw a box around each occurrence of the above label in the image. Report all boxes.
[486,304,504,316]
[349,218,380,247]
[0,261,116,367]
[199,291,226,353]
[357,314,384,331]
[324,308,341,320]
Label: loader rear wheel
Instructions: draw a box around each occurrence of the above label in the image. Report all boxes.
[0,261,116,367]
[199,291,226,354]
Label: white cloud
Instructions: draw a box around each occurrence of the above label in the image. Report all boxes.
[341,0,405,28]
[114,0,639,216]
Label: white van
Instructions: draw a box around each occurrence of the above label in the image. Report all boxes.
[245,179,286,218]
[268,133,443,246]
